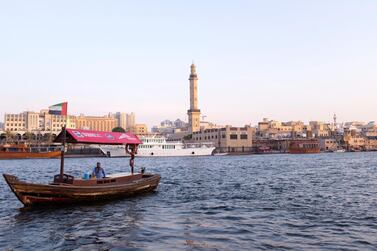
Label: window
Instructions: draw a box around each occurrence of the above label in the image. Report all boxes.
[240,134,248,140]
[230,134,238,140]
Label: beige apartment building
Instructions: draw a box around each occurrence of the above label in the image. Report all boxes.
[365,137,377,151]
[126,112,136,130]
[4,108,138,134]
[361,122,377,137]
[257,118,305,139]
[309,121,331,138]
[319,138,339,152]
[75,115,117,131]
[130,124,148,135]
[113,112,127,129]
[4,111,70,133]
[111,112,136,131]
[343,130,366,150]
[256,118,341,140]
[191,125,254,153]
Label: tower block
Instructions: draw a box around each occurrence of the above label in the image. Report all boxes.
[187,63,201,133]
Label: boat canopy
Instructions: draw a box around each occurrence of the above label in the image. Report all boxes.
[54,129,142,145]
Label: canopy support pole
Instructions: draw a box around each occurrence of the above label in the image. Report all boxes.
[59,125,66,180]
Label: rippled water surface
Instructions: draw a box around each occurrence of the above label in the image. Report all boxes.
[1,153,377,250]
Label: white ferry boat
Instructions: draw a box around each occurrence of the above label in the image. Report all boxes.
[100,135,216,157]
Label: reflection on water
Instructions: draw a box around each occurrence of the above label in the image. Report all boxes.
[1,153,377,250]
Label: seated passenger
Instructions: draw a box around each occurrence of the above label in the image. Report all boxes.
[92,162,106,179]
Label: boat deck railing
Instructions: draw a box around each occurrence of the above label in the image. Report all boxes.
[183,142,215,148]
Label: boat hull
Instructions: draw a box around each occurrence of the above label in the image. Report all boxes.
[289,149,320,154]
[3,173,160,207]
[100,145,216,157]
[0,151,61,160]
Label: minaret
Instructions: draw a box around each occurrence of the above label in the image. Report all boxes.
[333,114,337,131]
[187,63,201,133]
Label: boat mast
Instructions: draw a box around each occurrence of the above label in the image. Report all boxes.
[60,125,66,179]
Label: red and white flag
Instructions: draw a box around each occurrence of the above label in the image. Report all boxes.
[48,102,68,116]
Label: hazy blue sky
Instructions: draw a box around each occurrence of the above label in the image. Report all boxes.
[0,1,376,127]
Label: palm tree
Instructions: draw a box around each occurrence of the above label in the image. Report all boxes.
[24,132,35,145]
[5,131,13,144]
[0,133,6,144]
[112,127,126,133]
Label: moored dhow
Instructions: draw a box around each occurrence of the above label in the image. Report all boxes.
[289,139,320,154]
[0,143,61,159]
[3,128,160,207]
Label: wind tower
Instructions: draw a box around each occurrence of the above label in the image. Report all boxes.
[187,63,201,133]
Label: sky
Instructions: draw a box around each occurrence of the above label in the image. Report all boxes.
[0,0,376,127]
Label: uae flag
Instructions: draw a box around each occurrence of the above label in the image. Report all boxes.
[49,102,68,116]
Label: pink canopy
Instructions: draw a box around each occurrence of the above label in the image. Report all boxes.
[55,129,142,145]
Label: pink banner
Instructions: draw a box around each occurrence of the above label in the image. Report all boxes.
[62,129,142,145]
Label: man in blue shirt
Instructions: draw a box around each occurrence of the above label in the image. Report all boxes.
[92,162,106,179]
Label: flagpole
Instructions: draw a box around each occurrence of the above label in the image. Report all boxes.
[59,103,68,182]
[59,125,66,180]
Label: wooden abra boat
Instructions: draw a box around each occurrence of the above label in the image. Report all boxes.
[3,173,160,206]
[3,128,160,207]
[0,144,61,159]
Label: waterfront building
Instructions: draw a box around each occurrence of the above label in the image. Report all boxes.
[113,112,128,129]
[344,121,366,131]
[39,110,76,132]
[109,112,137,131]
[191,125,254,153]
[200,121,223,131]
[255,118,350,140]
[160,119,174,128]
[285,121,305,134]
[187,63,201,133]
[309,121,331,138]
[3,107,139,137]
[4,111,69,133]
[151,125,174,135]
[130,124,148,135]
[361,122,377,137]
[343,129,366,151]
[151,119,188,135]
[174,119,187,129]
[319,138,340,152]
[126,112,136,130]
[74,115,117,132]
[365,136,377,151]
[256,118,304,139]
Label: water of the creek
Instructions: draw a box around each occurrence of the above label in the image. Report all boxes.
[1,153,377,250]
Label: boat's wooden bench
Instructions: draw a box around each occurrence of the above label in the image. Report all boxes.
[71,173,143,186]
